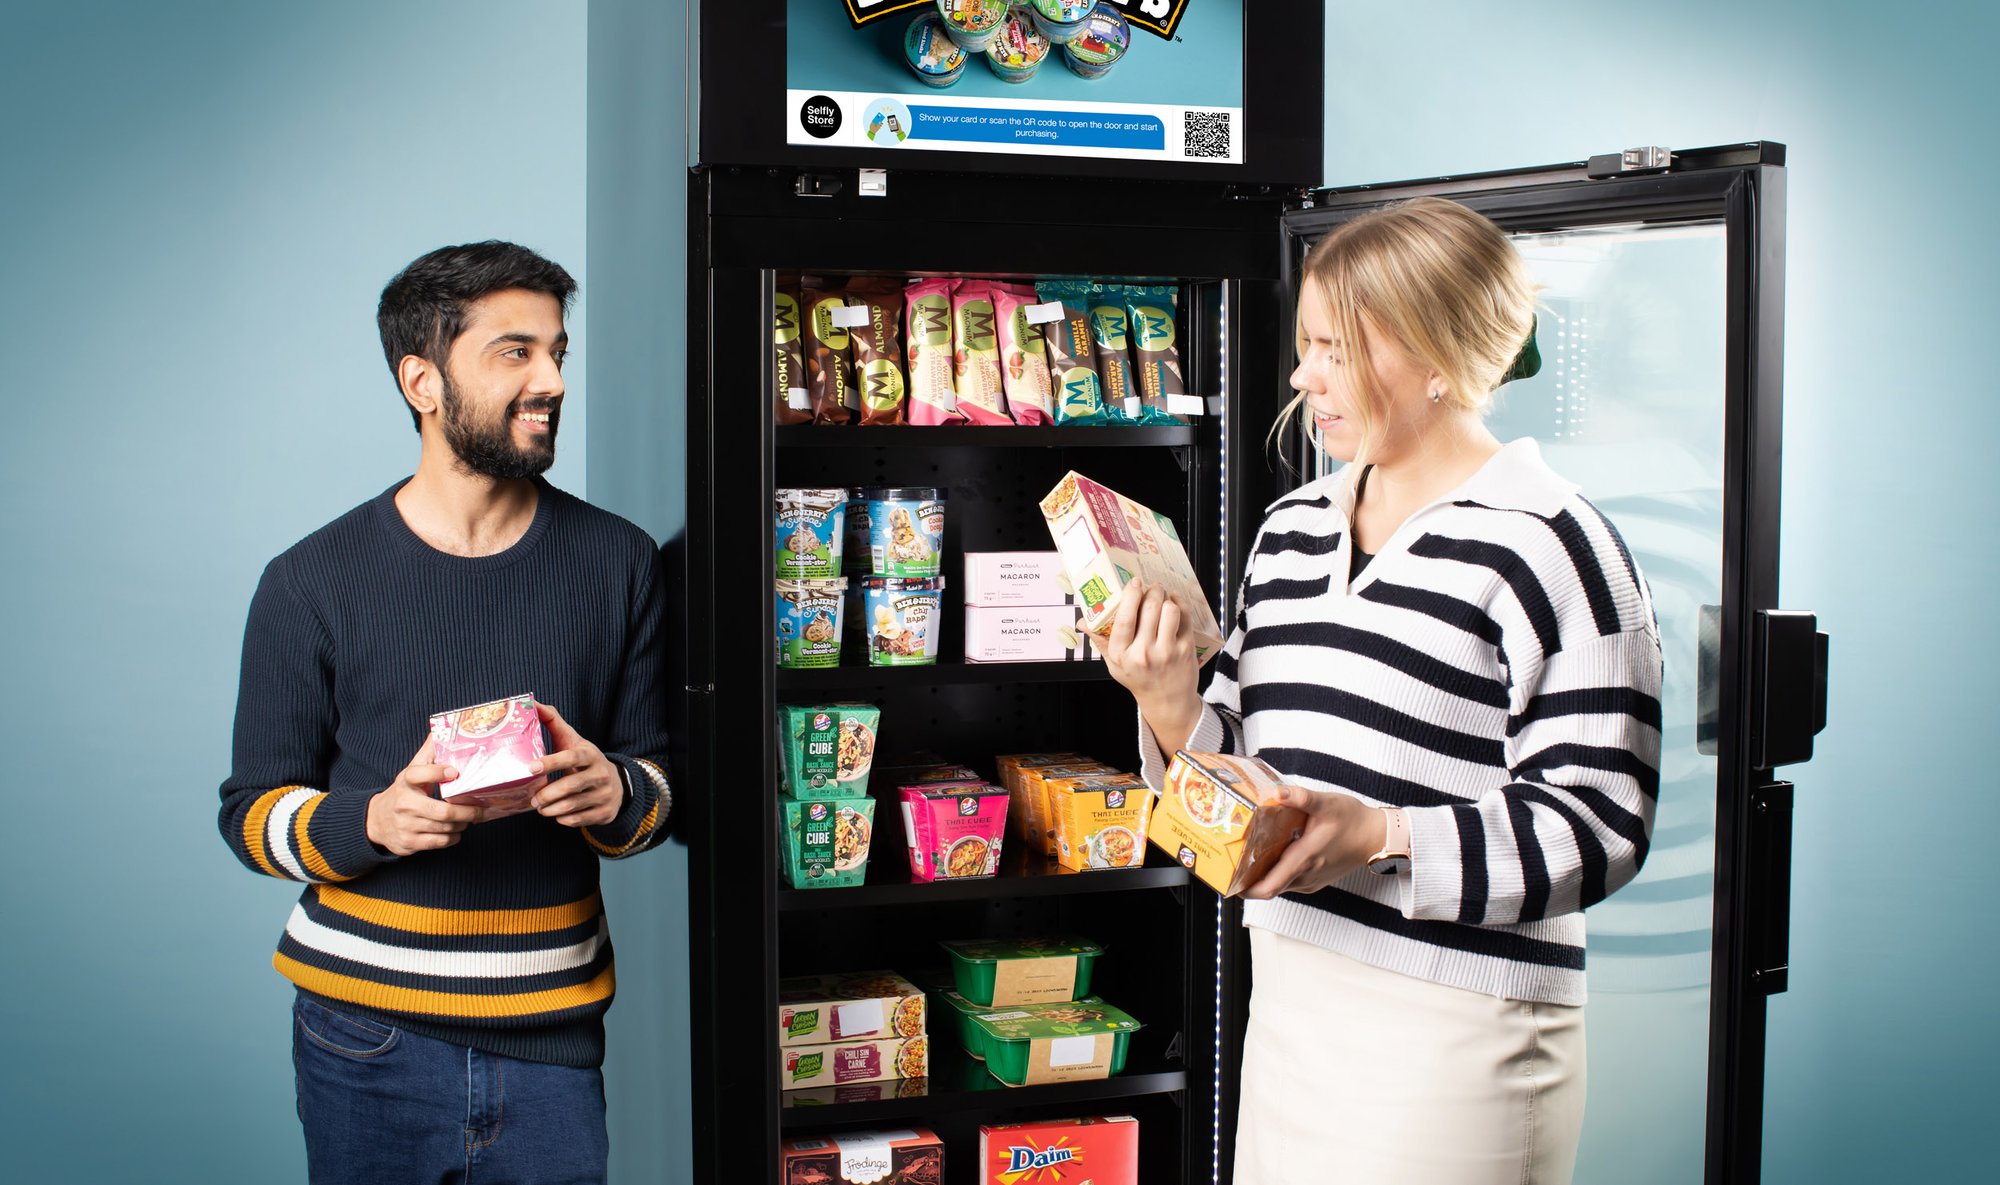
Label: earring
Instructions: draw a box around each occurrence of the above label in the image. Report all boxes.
[1429,388,1443,403]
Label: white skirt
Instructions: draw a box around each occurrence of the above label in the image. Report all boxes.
[1234,927,1587,1185]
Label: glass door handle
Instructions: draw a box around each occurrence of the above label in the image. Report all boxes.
[1752,609,1830,771]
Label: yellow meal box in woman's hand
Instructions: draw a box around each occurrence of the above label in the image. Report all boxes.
[1156,752,1308,896]
[1039,472,1225,662]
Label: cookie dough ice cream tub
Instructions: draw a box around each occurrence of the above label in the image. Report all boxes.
[865,486,946,577]
[1028,0,1094,44]
[1060,5,1129,79]
[775,487,846,579]
[904,12,968,87]
[936,0,1010,51]
[863,575,946,666]
[776,578,847,668]
[985,7,1051,82]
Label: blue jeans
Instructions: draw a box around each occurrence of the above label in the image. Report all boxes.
[292,994,608,1184]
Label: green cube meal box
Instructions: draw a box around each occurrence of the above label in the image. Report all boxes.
[783,796,876,888]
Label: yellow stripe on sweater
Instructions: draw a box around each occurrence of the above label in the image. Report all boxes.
[290,794,348,883]
[274,952,616,1019]
[312,884,601,936]
[584,801,659,857]
[240,786,298,879]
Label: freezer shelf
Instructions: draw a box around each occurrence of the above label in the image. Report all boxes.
[778,855,1189,911]
[777,1034,1186,1128]
[777,424,1198,449]
[776,658,1111,689]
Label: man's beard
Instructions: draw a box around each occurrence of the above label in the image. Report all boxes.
[440,371,557,480]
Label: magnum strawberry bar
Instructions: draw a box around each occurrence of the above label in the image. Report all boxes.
[904,277,965,426]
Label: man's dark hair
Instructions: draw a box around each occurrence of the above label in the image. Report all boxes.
[377,241,577,431]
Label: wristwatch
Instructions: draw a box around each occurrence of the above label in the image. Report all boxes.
[1366,807,1411,875]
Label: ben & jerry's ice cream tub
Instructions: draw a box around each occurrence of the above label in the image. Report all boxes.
[775,487,846,579]
[1061,4,1129,78]
[905,13,968,87]
[776,578,847,668]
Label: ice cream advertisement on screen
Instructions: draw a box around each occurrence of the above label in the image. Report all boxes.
[788,1,1244,164]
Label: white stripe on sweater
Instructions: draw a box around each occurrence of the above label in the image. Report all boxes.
[265,787,319,882]
[283,906,608,979]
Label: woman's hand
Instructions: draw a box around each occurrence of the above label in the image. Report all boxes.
[1241,786,1389,899]
[1100,578,1204,754]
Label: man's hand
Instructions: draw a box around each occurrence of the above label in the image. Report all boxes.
[529,703,626,828]
[366,738,487,856]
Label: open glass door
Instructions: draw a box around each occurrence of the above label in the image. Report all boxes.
[1269,142,1826,1185]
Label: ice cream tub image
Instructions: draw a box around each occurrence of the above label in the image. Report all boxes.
[936,0,1011,51]
[775,487,846,579]
[1028,0,1094,43]
[776,578,847,669]
[904,12,968,88]
[865,486,946,577]
[1061,4,1130,78]
[986,6,1051,82]
[901,782,1009,881]
[862,575,946,666]
[428,693,545,814]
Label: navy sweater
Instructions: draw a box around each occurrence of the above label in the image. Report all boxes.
[219,478,673,1067]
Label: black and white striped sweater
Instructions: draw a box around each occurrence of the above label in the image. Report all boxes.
[1139,439,1662,1005]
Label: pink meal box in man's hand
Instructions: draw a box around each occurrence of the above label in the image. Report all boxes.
[428,694,546,813]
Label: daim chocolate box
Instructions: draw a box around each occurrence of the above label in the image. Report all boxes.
[782,1127,944,1185]
[980,1116,1139,1185]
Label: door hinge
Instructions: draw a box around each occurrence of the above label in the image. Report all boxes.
[1586,146,1673,179]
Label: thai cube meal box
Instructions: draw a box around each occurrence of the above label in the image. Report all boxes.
[1038,472,1225,662]
[900,782,1008,881]
[782,796,877,889]
[1045,772,1153,871]
[780,1126,944,1185]
[966,1000,1142,1087]
[428,693,545,813]
[941,935,1102,1007]
[1014,761,1117,859]
[961,551,1072,607]
[778,971,925,1048]
[1156,751,1308,897]
[780,1033,929,1090]
[778,703,881,796]
[980,1116,1139,1184]
[995,753,1085,852]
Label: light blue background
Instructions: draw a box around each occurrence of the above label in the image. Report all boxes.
[3,2,1994,1182]
[787,0,1246,108]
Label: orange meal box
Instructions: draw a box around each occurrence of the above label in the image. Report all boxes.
[1046,772,1154,871]
[1155,751,1307,896]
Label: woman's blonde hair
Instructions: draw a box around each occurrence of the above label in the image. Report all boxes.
[1274,196,1536,464]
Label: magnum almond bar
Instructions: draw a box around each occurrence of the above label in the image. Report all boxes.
[1123,283,1190,423]
[992,283,1054,425]
[904,277,965,426]
[1033,280,1109,425]
[845,279,909,425]
[802,280,857,425]
[1086,282,1141,422]
[774,282,811,426]
[952,281,1010,425]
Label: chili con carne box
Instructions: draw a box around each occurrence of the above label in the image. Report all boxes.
[780,1033,930,1089]
[979,1116,1140,1184]
[1038,471,1225,662]
[428,693,545,813]
[899,783,1008,881]
[781,1126,944,1185]
[1156,751,1308,897]
[777,971,926,1048]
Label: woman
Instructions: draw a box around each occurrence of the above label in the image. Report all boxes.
[1105,197,1663,1184]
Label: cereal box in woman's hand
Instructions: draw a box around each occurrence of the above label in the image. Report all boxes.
[428,694,545,815]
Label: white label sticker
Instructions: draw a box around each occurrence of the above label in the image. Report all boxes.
[1168,393,1207,416]
[1123,396,1143,418]
[1056,516,1101,579]
[1048,1035,1098,1068]
[787,388,811,410]
[833,999,885,1040]
[1023,301,1065,325]
[828,305,871,328]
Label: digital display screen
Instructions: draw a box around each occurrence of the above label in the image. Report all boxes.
[786,1,1246,166]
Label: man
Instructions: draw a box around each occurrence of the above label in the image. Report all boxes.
[219,241,671,1183]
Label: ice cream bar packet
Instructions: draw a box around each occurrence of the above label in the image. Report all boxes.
[992,283,1055,425]
[1039,471,1225,662]
[802,280,857,425]
[904,277,965,425]
[429,693,546,816]
[1124,283,1197,421]
[1032,280,1109,424]
[845,279,909,425]
[774,282,812,425]
[1085,283,1142,422]
[951,280,1011,425]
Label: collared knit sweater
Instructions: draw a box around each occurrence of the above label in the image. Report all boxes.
[1140,439,1662,1005]
[218,478,672,1066]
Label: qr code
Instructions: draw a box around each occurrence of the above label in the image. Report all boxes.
[1184,111,1232,159]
